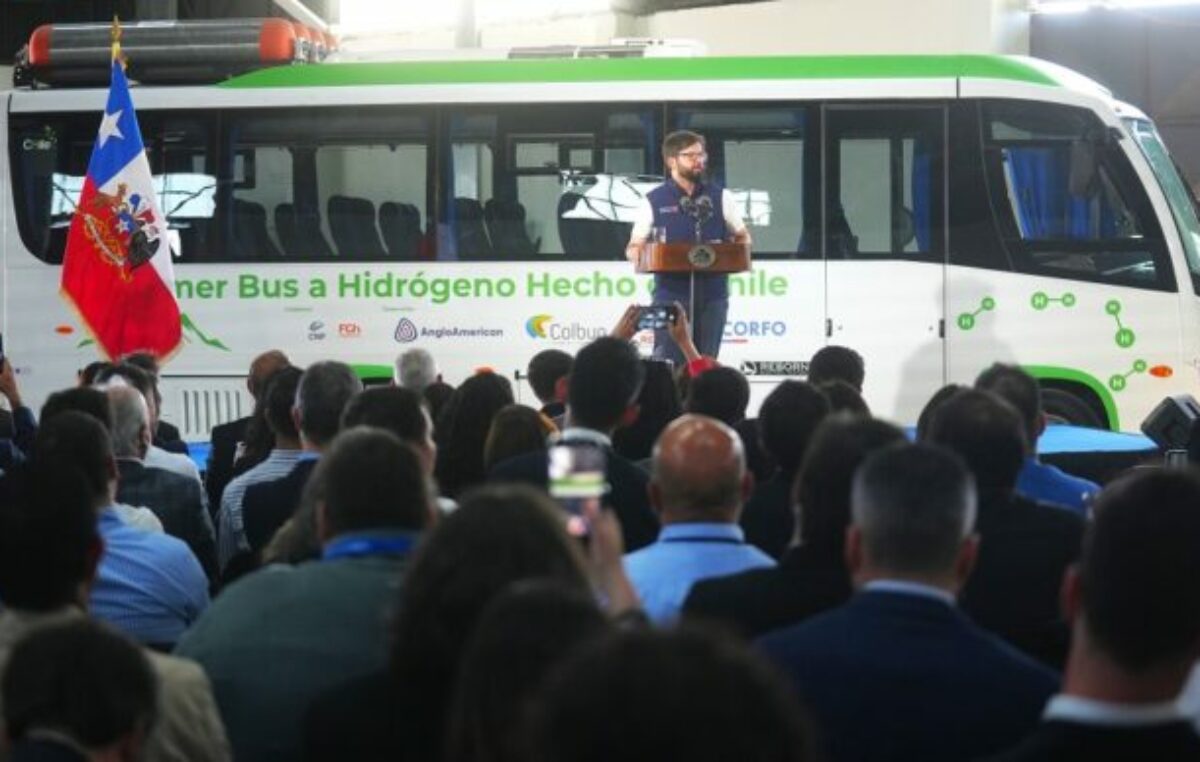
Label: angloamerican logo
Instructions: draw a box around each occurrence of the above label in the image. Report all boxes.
[525,314,606,342]
[394,317,503,343]
[394,318,418,343]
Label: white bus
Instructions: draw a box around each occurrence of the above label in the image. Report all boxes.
[4,47,1199,439]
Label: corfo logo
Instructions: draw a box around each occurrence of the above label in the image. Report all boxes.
[723,319,787,344]
[525,315,606,343]
[394,318,418,343]
[526,314,553,339]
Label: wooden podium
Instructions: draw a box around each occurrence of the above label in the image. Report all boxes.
[636,241,752,275]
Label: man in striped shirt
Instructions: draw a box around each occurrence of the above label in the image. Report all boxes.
[217,366,304,573]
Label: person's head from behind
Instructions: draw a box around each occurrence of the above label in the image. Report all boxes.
[435,371,515,494]
[915,383,966,442]
[40,387,112,432]
[261,366,304,446]
[105,385,152,461]
[310,427,434,544]
[484,404,551,473]
[974,363,1042,454]
[341,385,436,474]
[651,414,751,524]
[0,461,101,612]
[685,366,750,427]
[395,348,439,392]
[247,349,291,401]
[446,580,609,762]
[295,360,363,450]
[532,626,813,762]
[612,359,682,462]
[817,380,869,417]
[391,485,590,725]
[423,381,455,434]
[527,349,573,407]
[567,337,645,433]
[33,410,116,510]
[758,381,830,476]
[848,443,977,592]
[1067,469,1200,683]
[78,361,113,388]
[3,619,156,762]
[94,363,157,429]
[794,415,906,556]
[808,345,865,391]
[924,388,1026,498]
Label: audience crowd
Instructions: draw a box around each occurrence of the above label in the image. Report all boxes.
[1,311,1199,762]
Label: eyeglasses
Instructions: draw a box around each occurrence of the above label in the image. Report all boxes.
[675,150,707,161]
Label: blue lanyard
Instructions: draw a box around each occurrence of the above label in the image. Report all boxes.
[322,536,416,562]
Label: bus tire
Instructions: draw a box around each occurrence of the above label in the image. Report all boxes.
[1040,386,1106,430]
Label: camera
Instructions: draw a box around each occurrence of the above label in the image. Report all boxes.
[635,304,677,332]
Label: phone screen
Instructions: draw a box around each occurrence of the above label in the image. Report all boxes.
[635,304,676,332]
[548,442,607,537]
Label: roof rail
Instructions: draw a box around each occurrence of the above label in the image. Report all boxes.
[13,19,335,89]
[508,38,706,59]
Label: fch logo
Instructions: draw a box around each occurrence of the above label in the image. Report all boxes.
[526,314,552,339]
[394,318,418,343]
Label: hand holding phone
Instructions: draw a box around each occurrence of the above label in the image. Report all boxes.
[635,304,677,332]
[548,442,608,537]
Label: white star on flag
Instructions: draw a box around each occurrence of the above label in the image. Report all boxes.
[98,109,124,148]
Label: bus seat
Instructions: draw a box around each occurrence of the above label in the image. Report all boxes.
[484,198,540,257]
[451,197,494,260]
[328,195,388,260]
[275,203,333,259]
[557,192,630,260]
[379,201,422,260]
[231,198,282,259]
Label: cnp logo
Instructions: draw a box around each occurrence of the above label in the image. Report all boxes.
[526,314,553,339]
[394,318,418,343]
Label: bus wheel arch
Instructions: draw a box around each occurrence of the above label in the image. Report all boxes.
[1039,382,1109,430]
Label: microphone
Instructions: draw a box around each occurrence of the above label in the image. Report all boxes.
[694,195,714,224]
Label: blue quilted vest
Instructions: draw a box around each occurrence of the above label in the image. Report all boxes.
[647,179,729,301]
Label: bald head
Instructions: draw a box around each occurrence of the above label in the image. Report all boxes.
[651,414,750,523]
[105,384,151,459]
[248,350,291,400]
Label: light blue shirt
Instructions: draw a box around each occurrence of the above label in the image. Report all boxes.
[218,448,304,570]
[1017,458,1099,517]
[90,506,210,646]
[624,522,775,624]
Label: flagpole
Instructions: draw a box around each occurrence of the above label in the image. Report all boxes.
[111,15,122,66]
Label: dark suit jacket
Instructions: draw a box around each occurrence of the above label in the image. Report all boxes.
[9,740,89,762]
[205,416,250,513]
[962,492,1085,668]
[758,591,1059,762]
[489,439,659,552]
[242,459,319,553]
[155,420,189,455]
[116,459,217,581]
[683,545,850,639]
[984,719,1200,761]
[738,472,795,559]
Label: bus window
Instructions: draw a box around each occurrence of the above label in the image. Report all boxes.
[673,107,808,260]
[982,100,1171,291]
[228,108,430,262]
[443,105,657,261]
[9,112,216,264]
[823,106,945,261]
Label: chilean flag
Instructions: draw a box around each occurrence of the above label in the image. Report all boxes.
[61,58,181,361]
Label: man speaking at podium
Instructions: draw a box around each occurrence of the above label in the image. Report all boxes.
[626,130,752,363]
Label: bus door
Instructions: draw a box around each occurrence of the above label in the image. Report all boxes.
[672,106,823,411]
[822,104,948,423]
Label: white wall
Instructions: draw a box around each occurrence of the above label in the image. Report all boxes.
[341,0,1030,56]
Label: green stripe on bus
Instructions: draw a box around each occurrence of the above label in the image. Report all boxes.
[221,55,1060,90]
[1023,365,1119,432]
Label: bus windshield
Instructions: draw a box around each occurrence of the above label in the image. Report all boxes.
[1127,117,1200,294]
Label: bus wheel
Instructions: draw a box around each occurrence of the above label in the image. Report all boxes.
[1041,387,1105,429]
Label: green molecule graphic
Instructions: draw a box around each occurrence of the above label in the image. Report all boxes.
[1030,291,1073,311]
[1108,359,1148,392]
[1105,300,1135,348]
[957,297,995,332]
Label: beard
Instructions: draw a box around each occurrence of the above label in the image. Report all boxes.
[675,163,705,185]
